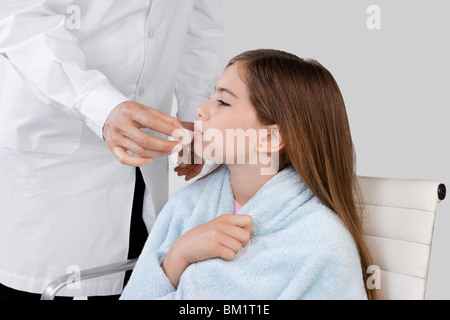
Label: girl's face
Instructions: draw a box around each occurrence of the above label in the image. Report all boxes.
[194,63,264,165]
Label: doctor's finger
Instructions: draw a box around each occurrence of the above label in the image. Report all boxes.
[111,146,153,167]
[131,109,184,139]
[121,137,170,159]
[124,126,182,154]
[143,107,184,129]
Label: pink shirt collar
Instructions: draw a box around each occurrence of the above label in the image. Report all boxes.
[233,199,242,214]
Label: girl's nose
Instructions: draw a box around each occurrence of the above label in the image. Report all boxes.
[196,100,210,121]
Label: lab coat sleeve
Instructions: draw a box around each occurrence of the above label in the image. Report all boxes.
[0,0,129,139]
[174,0,226,123]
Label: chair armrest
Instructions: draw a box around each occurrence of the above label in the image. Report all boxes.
[40,258,138,300]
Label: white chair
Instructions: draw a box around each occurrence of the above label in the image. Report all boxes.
[41,176,446,300]
[357,176,446,300]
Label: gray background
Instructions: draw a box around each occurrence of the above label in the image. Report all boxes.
[170,0,449,299]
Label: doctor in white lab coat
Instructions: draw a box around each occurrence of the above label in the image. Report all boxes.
[0,0,225,299]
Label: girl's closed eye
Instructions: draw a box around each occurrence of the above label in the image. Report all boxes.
[216,99,230,107]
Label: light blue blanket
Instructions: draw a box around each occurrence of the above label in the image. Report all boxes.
[120,165,367,300]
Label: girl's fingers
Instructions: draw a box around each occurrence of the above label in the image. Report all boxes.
[175,166,191,176]
[225,225,252,246]
[217,245,238,261]
[218,234,244,253]
[174,164,203,177]
[227,214,253,234]
[215,216,252,246]
[184,165,204,181]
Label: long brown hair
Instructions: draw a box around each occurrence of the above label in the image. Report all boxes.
[203,49,379,299]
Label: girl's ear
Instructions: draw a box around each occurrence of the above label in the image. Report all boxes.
[257,124,284,154]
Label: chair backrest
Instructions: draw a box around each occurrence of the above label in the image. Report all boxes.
[356,176,446,300]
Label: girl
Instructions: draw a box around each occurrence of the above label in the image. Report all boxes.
[121,49,379,300]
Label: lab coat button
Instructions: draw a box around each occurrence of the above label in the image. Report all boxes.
[147,29,155,39]
[138,86,146,96]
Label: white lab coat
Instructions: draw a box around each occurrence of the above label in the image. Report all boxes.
[0,0,225,297]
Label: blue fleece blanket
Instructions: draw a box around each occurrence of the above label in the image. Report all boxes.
[120,165,367,300]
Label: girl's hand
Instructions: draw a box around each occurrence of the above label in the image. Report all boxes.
[173,121,204,181]
[162,214,252,287]
[174,145,205,181]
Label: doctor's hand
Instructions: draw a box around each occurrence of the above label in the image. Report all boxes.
[162,214,252,287]
[103,101,186,167]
